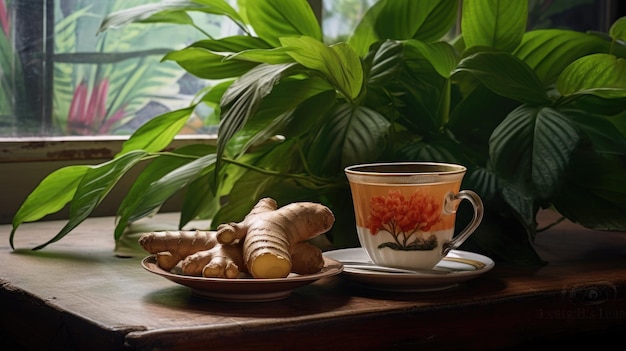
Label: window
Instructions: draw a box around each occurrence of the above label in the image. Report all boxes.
[1,0,624,224]
[1,0,236,223]
[1,0,229,137]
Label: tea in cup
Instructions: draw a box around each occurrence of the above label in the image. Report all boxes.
[345,162,483,270]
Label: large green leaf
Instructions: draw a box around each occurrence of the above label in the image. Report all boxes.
[308,103,391,172]
[609,16,626,43]
[338,104,391,166]
[279,89,337,138]
[612,109,626,136]
[211,140,310,226]
[489,107,534,184]
[243,0,321,47]
[463,172,544,266]
[127,153,218,224]
[500,179,538,232]
[394,46,449,132]
[190,36,273,52]
[464,167,502,206]
[363,40,404,87]
[218,63,299,161]
[119,106,195,155]
[411,0,458,42]
[347,0,386,56]
[461,0,527,53]
[514,30,610,84]
[557,53,626,99]
[560,94,626,117]
[374,0,457,42]
[530,108,581,195]
[99,1,195,29]
[199,80,234,107]
[281,37,363,100]
[236,77,334,153]
[490,106,580,196]
[452,52,550,105]
[99,0,245,34]
[564,109,626,155]
[192,0,244,21]
[10,165,90,248]
[395,137,467,165]
[482,107,530,186]
[189,36,295,65]
[227,47,295,64]
[552,151,626,230]
[404,40,459,78]
[467,162,537,235]
[114,144,216,239]
[179,174,221,228]
[211,169,281,226]
[163,47,260,79]
[448,84,519,149]
[348,0,457,56]
[28,151,147,250]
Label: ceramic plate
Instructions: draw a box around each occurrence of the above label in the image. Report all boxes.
[323,248,494,292]
[142,255,343,302]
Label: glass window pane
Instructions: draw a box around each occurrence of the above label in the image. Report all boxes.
[0,0,621,139]
[1,0,231,137]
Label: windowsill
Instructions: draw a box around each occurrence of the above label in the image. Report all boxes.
[0,135,216,224]
[0,134,217,162]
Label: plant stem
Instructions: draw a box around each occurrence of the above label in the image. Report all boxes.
[295,138,314,175]
[154,151,200,160]
[192,23,213,39]
[221,156,337,188]
[154,151,344,190]
[554,94,584,108]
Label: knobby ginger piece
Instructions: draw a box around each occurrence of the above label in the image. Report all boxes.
[139,230,245,278]
[216,198,334,278]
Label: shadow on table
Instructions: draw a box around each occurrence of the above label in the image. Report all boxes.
[141,277,354,318]
[335,272,509,302]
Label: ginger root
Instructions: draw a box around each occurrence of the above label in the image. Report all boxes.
[216,198,334,278]
[138,198,334,279]
[139,230,245,278]
[184,242,245,278]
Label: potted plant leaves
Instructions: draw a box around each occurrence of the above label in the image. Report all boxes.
[11,0,626,266]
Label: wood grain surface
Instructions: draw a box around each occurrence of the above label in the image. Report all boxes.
[1,211,625,350]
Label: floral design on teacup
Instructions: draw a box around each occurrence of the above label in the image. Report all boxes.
[366,190,442,251]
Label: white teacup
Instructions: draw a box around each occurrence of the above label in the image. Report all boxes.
[345,162,483,270]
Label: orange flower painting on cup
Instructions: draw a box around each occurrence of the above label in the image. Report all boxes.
[366,190,441,251]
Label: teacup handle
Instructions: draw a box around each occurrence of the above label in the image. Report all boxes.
[442,190,484,256]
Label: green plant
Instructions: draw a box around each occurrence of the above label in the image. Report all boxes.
[10,0,626,266]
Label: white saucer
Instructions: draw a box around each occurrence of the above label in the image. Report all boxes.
[323,248,494,292]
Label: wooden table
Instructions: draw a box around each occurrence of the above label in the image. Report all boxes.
[1,212,625,351]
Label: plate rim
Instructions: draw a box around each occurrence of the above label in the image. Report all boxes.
[141,255,344,289]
